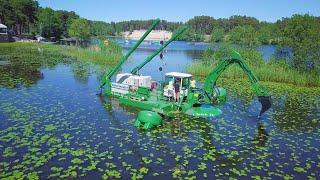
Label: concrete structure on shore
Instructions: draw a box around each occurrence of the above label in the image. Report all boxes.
[121,30,172,41]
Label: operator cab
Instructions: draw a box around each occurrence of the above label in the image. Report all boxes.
[163,72,194,100]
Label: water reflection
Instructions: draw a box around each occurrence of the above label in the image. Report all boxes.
[0,41,319,179]
[119,48,202,81]
[0,57,44,88]
[71,62,91,84]
[254,122,269,147]
[0,46,71,88]
[112,38,290,64]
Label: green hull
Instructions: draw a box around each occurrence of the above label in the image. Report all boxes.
[134,111,163,129]
[107,89,222,118]
[118,96,178,117]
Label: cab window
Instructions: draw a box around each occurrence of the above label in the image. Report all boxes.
[164,76,174,85]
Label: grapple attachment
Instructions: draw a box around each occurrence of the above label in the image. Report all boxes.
[258,96,272,117]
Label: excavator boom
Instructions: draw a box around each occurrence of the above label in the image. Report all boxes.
[203,51,271,116]
[99,18,160,89]
[131,26,188,74]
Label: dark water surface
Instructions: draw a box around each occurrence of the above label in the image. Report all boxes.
[0,42,319,179]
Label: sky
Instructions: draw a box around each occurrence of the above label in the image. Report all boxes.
[38,0,320,23]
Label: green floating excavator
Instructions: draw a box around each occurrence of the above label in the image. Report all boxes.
[99,18,271,129]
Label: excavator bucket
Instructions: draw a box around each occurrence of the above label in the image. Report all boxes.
[258,96,272,117]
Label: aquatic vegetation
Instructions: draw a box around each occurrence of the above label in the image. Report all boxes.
[0,43,319,179]
[71,158,84,164]
[3,147,16,157]
[0,42,114,89]
[102,170,121,179]
[293,167,306,173]
[45,124,56,131]
[27,172,40,180]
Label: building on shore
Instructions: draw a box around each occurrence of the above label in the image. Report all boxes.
[0,24,8,42]
[60,37,78,46]
[60,37,89,46]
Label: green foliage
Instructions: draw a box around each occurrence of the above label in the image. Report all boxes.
[142,157,152,164]
[203,43,264,66]
[139,167,149,174]
[0,0,38,34]
[113,19,181,33]
[90,20,116,36]
[174,28,205,42]
[68,18,90,40]
[71,158,84,164]
[257,23,280,44]
[45,124,56,131]
[186,15,260,34]
[293,167,306,173]
[0,59,319,180]
[37,8,63,38]
[0,42,122,88]
[102,170,121,179]
[188,44,320,87]
[27,172,39,180]
[278,14,320,72]
[219,15,260,31]
[56,10,79,37]
[187,16,215,34]
[34,9,77,37]
[71,149,84,156]
[0,0,319,75]
[210,28,224,42]
[198,162,207,170]
[228,25,260,47]
[3,147,16,157]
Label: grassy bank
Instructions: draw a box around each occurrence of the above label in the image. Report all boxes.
[0,41,122,65]
[188,62,320,87]
[187,46,320,87]
[0,41,122,88]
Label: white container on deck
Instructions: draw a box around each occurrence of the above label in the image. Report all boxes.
[115,73,152,89]
[111,82,129,95]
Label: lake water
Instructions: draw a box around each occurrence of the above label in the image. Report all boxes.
[0,42,319,179]
[113,38,278,81]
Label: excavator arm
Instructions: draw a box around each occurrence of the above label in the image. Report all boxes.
[203,51,271,116]
[131,26,187,75]
[99,18,160,92]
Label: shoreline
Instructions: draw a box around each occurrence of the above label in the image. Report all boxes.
[1,42,319,89]
[121,30,172,41]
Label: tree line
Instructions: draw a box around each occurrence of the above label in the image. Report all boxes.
[174,14,320,74]
[0,0,319,72]
[0,0,183,39]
